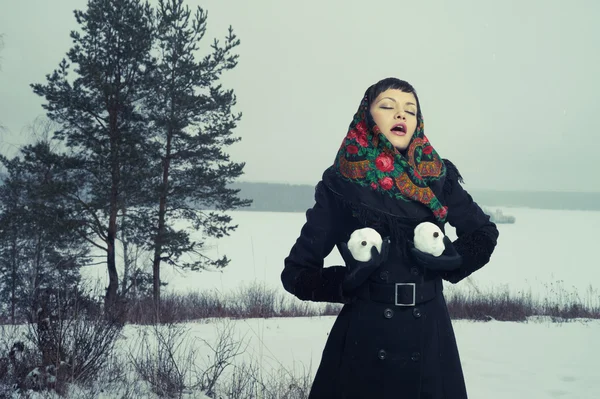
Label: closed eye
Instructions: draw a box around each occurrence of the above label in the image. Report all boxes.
[380,106,416,115]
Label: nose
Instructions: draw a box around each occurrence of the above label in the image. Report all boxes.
[395,110,406,120]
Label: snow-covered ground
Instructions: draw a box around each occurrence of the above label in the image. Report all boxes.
[71,206,600,398]
[142,316,598,399]
[5,315,600,398]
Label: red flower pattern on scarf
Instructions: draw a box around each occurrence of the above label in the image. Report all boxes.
[347,128,368,147]
[379,177,394,190]
[375,153,394,172]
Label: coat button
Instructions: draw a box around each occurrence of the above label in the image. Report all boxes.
[413,308,421,318]
[410,267,419,276]
[383,308,394,319]
[379,271,390,281]
[378,349,387,360]
[411,351,421,362]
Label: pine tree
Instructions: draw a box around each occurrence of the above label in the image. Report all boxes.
[28,0,250,315]
[0,141,88,324]
[141,0,251,313]
[31,0,155,307]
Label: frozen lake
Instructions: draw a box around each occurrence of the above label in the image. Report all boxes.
[82,206,600,307]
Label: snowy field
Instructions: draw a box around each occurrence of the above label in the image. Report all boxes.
[5,315,600,398]
[119,316,598,399]
[72,207,600,398]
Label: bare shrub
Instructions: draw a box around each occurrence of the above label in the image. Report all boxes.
[74,353,128,398]
[197,319,249,397]
[129,322,196,398]
[130,318,249,398]
[219,357,312,399]
[254,363,313,399]
[0,325,38,397]
[0,290,122,397]
[24,288,122,395]
[219,360,260,399]
[229,282,278,319]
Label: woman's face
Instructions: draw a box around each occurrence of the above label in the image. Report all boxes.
[369,89,418,152]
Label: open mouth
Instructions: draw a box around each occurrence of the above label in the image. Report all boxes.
[391,123,407,135]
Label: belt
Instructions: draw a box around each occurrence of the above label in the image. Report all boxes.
[358,278,443,306]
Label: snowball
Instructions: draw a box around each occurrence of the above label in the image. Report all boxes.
[347,227,383,262]
[413,222,445,257]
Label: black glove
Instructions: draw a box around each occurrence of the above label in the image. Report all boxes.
[339,237,390,293]
[409,236,463,271]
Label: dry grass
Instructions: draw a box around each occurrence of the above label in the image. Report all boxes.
[125,282,341,325]
[446,281,600,322]
[122,280,600,325]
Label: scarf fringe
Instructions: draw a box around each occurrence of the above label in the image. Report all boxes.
[331,190,414,256]
[442,158,464,198]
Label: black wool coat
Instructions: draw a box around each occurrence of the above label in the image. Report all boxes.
[281,159,499,399]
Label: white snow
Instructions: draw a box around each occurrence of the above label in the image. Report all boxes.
[70,206,600,398]
[114,316,600,399]
[347,227,383,261]
[414,221,445,256]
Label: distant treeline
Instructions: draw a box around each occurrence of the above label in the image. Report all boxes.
[230,182,600,212]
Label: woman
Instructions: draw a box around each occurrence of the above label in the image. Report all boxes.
[281,78,499,398]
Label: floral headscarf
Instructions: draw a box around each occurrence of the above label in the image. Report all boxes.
[326,91,448,223]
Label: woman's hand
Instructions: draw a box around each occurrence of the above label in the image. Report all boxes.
[409,236,463,271]
[339,237,390,293]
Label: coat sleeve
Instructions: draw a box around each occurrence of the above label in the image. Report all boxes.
[281,181,352,304]
[440,159,500,284]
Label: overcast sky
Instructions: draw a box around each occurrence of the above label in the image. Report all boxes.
[1,0,599,192]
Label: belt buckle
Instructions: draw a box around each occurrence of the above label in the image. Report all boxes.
[395,283,416,306]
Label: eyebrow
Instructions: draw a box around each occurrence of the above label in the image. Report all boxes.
[378,97,416,106]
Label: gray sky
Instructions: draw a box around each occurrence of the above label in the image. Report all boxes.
[1,0,599,192]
